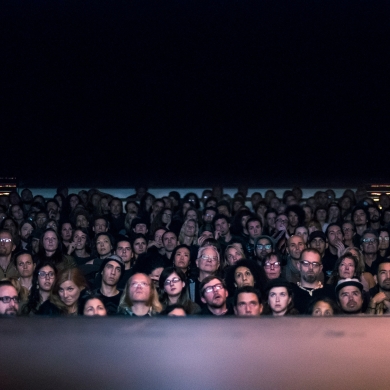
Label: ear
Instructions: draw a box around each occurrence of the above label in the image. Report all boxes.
[234,283,237,288]
[288,297,292,305]
[196,259,199,268]
[374,275,378,284]
[234,307,238,315]
[181,281,186,289]
[325,242,329,249]
[259,304,264,315]
[201,296,206,304]
[286,246,290,255]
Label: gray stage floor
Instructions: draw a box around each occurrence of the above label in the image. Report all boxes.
[0,316,388,390]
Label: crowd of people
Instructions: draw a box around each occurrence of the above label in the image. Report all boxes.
[1,184,390,318]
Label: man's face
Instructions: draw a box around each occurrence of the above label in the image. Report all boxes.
[21,189,33,203]
[288,211,299,227]
[93,218,108,234]
[154,229,165,248]
[338,286,363,314]
[201,278,228,308]
[116,241,133,263]
[196,247,220,273]
[129,274,151,303]
[234,292,263,317]
[298,251,322,284]
[217,205,230,217]
[11,205,23,221]
[0,285,19,316]
[255,238,272,259]
[0,232,15,257]
[287,236,305,261]
[303,207,313,223]
[110,200,122,215]
[203,209,216,223]
[247,221,262,240]
[317,192,328,206]
[76,215,89,228]
[377,263,390,291]
[102,261,121,286]
[152,201,164,215]
[353,210,367,226]
[134,223,148,235]
[368,207,380,223]
[163,232,178,252]
[16,254,35,278]
[20,223,34,242]
[215,218,230,236]
[361,233,379,255]
[46,202,59,219]
[35,213,47,229]
[327,225,343,248]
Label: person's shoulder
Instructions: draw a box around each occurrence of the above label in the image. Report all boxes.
[37,300,62,316]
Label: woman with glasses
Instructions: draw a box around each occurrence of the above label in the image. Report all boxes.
[22,261,57,315]
[262,252,282,281]
[159,267,200,314]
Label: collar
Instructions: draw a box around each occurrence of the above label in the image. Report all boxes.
[297,281,323,296]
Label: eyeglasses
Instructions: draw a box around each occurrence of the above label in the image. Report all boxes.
[342,227,353,232]
[202,284,224,294]
[164,277,181,286]
[130,282,150,288]
[379,236,390,241]
[362,238,378,244]
[38,271,55,279]
[264,261,281,269]
[256,244,272,250]
[0,238,12,243]
[300,260,322,269]
[200,255,218,262]
[0,296,19,304]
[276,219,288,224]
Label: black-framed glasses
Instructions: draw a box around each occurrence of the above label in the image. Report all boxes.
[256,244,272,250]
[362,238,378,243]
[38,271,55,279]
[300,260,321,269]
[379,237,390,241]
[264,261,281,269]
[164,277,181,286]
[202,284,224,294]
[0,296,19,304]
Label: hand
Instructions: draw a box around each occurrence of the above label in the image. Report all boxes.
[214,230,221,240]
[67,241,76,255]
[334,240,346,257]
[371,292,387,306]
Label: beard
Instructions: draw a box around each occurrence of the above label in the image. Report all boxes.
[303,273,316,284]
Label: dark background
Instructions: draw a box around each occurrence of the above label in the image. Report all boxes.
[1,0,390,189]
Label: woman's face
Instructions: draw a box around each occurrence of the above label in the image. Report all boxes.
[341,197,351,210]
[96,235,112,256]
[38,266,56,292]
[133,238,147,255]
[162,210,172,224]
[164,272,185,297]
[149,267,164,289]
[338,257,355,279]
[312,301,333,316]
[76,215,89,228]
[58,280,82,308]
[184,221,196,236]
[11,205,23,220]
[145,196,154,210]
[69,196,79,209]
[100,198,109,212]
[316,209,326,222]
[4,219,17,236]
[266,212,276,229]
[329,206,340,219]
[295,227,308,243]
[226,248,243,266]
[186,210,197,221]
[83,298,107,316]
[342,223,354,241]
[263,255,282,280]
[46,221,58,232]
[74,230,87,250]
[61,223,73,242]
[234,267,255,288]
[256,204,267,217]
[43,231,59,253]
[174,248,190,269]
[241,215,251,229]
[288,212,299,227]
[16,254,35,278]
[91,194,101,208]
[268,287,291,316]
[379,231,390,250]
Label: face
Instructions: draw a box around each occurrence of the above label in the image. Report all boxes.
[83,298,107,316]
[11,205,23,220]
[133,238,147,255]
[338,257,355,279]
[312,301,333,316]
[4,219,17,235]
[269,197,280,210]
[294,227,308,243]
[329,206,340,219]
[46,202,59,219]
[361,233,379,255]
[196,247,220,273]
[215,218,230,236]
[255,238,272,259]
[256,204,267,217]
[298,251,323,284]
[20,223,34,241]
[275,215,288,231]
[268,287,291,316]
[303,207,313,223]
[102,261,122,286]
[226,247,243,266]
[162,210,172,224]
[163,232,178,252]
[164,272,185,296]
[134,224,148,235]
[316,209,327,222]
[43,231,59,253]
[153,229,165,249]
[174,247,191,270]
[341,197,351,210]
[288,212,299,228]
[96,235,112,256]
[327,225,343,248]
[76,215,89,228]
[338,286,363,314]
[129,274,151,303]
[100,198,109,212]
[38,265,56,292]
[149,267,164,289]
[248,221,262,239]
[184,221,196,237]
[353,210,367,226]
[182,202,191,215]
[21,189,33,202]
[110,200,122,215]
[69,196,79,209]
[234,266,255,288]
[266,212,276,229]
[217,205,230,216]
[263,255,282,280]
[58,280,82,308]
[16,253,35,278]
[377,263,390,291]
[61,223,73,241]
[152,201,164,215]
[203,210,216,223]
[309,237,327,256]
[342,223,354,241]
[91,194,101,208]
[186,210,198,221]
[287,236,305,261]
[234,292,263,317]
[201,278,228,308]
[0,285,19,316]
[379,231,390,250]
[116,241,133,263]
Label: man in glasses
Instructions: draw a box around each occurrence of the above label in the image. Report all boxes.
[0,280,19,316]
[199,276,233,316]
[292,248,335,314]
[253,235,274,265]
[0,230,17,279]
[361,229,384,276]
